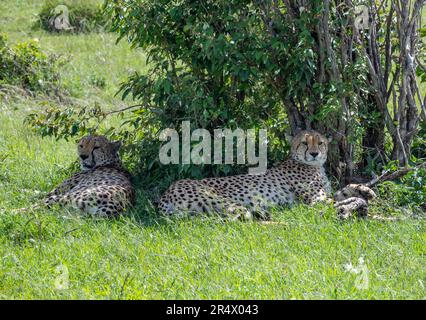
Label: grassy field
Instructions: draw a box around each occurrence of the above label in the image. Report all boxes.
[0,1,425,299]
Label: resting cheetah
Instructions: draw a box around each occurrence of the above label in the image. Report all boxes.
[158,130,332,218]
[45,135,135,216]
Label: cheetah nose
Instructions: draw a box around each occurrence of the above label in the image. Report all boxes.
[80,154,89,160]
[310,152,319,158]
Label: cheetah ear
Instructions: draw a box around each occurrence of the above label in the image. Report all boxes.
[111,140,122,152]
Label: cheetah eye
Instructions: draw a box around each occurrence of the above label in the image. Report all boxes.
[302,141,308,146]
[319,141,323,145]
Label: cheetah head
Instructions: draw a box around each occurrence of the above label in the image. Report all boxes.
[77,135,122,171]
[288,130,330,167]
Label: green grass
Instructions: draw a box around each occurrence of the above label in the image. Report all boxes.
[0,0,425,299]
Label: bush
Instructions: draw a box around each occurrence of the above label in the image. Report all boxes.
[36,0,109,33]
[0,33,64,93]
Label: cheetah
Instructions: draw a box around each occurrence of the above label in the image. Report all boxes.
[44,135,135,216]
[158,130,332,219]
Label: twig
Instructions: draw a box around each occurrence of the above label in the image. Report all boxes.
[365,161,426,187]
[118,272,131,300]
